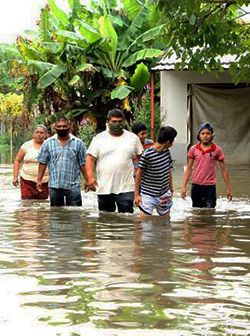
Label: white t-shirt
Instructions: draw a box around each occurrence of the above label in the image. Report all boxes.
[87,130,143,194]
[20,140,49,183]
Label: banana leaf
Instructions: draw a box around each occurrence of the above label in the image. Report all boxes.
[111,85,133,100]
[27,60,54,74]
[130,62,150,90]
[119,4,148,50]
[98,16,117,54]
[123,49,164,67]
[37,64,67,89]
[48,0,69,27]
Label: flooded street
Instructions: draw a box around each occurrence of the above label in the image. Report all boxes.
[0,164,249,336]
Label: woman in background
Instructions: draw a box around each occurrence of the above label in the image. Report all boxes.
[13,125,49,199]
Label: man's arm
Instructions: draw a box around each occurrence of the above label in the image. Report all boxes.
[181,158,194,199]
[80,165,90,190]
[219,161,233,201]
[134,167,143,206]
[36,163,47,192]
[85,154,98,191]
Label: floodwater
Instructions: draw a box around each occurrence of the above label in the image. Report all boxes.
[0,164,249,336]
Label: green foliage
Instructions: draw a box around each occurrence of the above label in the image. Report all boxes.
[130,62,150,90]
[0,133,9,147]
[157,0,250,82]
[78,118,97,148]
[111,85,133,100]
[1,0,248,130]
[0,0,167,125]
[133,91,161,139]
[37,64,67,89]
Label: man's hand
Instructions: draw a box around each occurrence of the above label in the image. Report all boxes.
[13,177,19,187]
[134,194,141,207]
[88,177,98,191]
[36,181,43,192]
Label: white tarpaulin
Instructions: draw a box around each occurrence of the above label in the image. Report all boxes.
[190,85,250,164]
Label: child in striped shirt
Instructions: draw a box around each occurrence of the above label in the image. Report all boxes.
[134,126,177,217]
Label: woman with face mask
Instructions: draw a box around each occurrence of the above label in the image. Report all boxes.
[13,125,49,199]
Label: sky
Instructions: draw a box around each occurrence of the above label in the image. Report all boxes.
[0,0,69,43]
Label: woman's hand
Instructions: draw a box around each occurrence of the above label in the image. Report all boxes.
[13,177,19,187]
[36,181,43,192]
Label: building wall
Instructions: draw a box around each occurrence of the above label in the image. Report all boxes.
[160,70,232,164]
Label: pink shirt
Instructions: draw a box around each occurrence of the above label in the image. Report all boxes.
[188,143,225,185]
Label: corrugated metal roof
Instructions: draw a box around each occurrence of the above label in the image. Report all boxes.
[152,51,237,71]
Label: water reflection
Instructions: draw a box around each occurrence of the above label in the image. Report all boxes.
[0,164,249,335]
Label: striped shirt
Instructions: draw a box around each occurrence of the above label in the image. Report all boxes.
[37,134,86,189]
[138,147,173,197]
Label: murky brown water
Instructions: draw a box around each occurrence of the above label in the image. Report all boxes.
[0,164,249,336]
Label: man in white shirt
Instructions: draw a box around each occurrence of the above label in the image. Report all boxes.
[86,109,143,213]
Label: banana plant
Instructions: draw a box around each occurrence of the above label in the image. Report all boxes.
[1,0,167,123]
[75,0,166,105]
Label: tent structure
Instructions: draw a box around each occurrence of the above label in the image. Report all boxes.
[151,53,250,165]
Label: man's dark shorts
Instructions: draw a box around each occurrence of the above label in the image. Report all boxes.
[49,187,82,206]
[98,192,134,213]
[191,184,216,208]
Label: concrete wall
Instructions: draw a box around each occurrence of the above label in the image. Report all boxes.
[160,70,232,164]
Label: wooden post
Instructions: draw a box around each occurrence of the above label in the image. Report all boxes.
[150,71,155,141]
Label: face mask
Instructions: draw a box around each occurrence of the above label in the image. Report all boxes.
[56,129,69,137]
[109,122,124,134]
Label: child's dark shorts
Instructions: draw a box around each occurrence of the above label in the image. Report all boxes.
[191,184,216,208]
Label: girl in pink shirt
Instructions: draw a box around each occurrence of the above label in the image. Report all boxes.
[181,123,232,208]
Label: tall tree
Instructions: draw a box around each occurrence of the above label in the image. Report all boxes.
[157,0,250,83]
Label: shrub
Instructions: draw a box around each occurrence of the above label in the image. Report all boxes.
[78,117,97,149]
[132,91,161,140]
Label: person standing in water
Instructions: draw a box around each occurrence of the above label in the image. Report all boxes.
[37,117,89,206]
[86,109,143,213]
[181,122,232,208]
[134,126,177,217]
[13,125,49,200]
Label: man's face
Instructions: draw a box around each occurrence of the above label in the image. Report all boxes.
[55,120,70,137]
[108,117,125,135]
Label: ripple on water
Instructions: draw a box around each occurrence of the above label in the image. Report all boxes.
[0,165,250,335]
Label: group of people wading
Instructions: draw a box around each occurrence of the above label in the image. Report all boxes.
[13,109,232,217]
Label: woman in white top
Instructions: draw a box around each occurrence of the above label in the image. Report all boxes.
[13,125,49,199]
